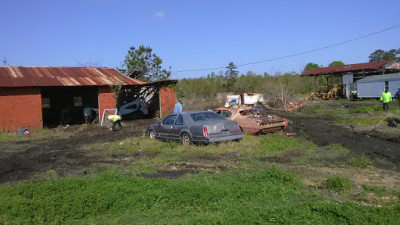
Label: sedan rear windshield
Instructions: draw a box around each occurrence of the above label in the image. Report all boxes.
[190,112,224,122]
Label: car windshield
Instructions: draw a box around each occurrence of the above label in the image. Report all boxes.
[219,111,232,118]
[190,112,224,122]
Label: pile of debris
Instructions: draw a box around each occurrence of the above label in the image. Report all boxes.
[286,101,305,111]
[387,117,400,127]
[306,85,340,101]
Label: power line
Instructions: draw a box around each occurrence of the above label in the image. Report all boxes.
[174,24,400,73]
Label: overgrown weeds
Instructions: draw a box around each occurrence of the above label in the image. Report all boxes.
[326,176,353,194]
[347,156,373,168]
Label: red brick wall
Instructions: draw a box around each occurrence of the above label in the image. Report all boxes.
[98,86,116,123]
[0,87,43,132]
[160,86,177,117]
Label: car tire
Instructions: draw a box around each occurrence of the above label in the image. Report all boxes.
[181,132,193,145]
[148,129,156,139]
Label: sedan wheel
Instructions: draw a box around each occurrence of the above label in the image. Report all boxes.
[149,130,156,139]
[181,132,193,145]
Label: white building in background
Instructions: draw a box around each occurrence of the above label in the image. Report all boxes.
[357,73,400,98]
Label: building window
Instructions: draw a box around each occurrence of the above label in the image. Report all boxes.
[74,97,83,107]
[42,98,50,108]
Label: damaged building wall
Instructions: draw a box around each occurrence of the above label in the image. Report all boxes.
[160,86,176,117]
[0,87,43,132]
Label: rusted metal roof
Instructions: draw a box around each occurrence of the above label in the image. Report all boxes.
[0,66,147,87]
[302,60,394,76]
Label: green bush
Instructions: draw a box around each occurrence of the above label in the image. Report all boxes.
[326,176,353,194]
[347,156,373,168]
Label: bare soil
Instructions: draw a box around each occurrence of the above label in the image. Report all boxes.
[0,118,157,183]
[1,101,400,185]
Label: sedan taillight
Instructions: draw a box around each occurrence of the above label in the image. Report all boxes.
[233,125,243,133]
[203,126,208,137]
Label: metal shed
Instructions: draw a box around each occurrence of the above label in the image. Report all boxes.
[357,73,400,98]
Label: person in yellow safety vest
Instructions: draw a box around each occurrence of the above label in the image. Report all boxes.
[107,114,122,131]
[380,88,392,112]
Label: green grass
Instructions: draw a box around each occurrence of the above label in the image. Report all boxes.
[337,117,384,126]
[0,132,24,142]
[326,176,353,194]
[362,184,394,197]
[350,105,400,113]
[295,144,350,166]
[0,128,68,142]
[354,184,400,205]
[107,134,305,159]
[224,134,304,158]
[88,134,307,176]
[295,104,348,118]
[350,105,382,113]
[1,168,399,224]
[297,103,400,127]
[347,156,374,168]
[2,112,400,224]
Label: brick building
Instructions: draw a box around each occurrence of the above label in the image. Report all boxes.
[0,66,177,132]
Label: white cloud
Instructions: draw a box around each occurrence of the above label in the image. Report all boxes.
[153,11,166,18]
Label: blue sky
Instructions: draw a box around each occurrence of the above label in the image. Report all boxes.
[1,0,399,79]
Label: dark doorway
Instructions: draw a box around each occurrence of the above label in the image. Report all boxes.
[41,87,98,127]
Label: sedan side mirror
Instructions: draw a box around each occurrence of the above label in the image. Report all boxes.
[157,122,162,125]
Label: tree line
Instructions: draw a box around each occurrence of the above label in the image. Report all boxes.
[118,45,399,107]
[176,68,315,109]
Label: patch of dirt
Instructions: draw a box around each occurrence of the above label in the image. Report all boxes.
[0,118,158,184]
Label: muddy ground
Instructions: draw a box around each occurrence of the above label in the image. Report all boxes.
[281,120,400,169]
[0,118,158,183]
[280,102,400,169]
[1,101,400,184]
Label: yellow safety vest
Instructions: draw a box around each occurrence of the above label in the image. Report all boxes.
[108,115,121,122]
[380,92,392,103]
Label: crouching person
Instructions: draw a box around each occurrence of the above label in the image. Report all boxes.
[107,114,122,131]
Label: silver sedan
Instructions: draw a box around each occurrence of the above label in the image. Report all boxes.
[147,111,244,145]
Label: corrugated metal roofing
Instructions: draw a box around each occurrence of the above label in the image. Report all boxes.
[0,66,147,87]
[357,73,400,83]
[302,60,394,76]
